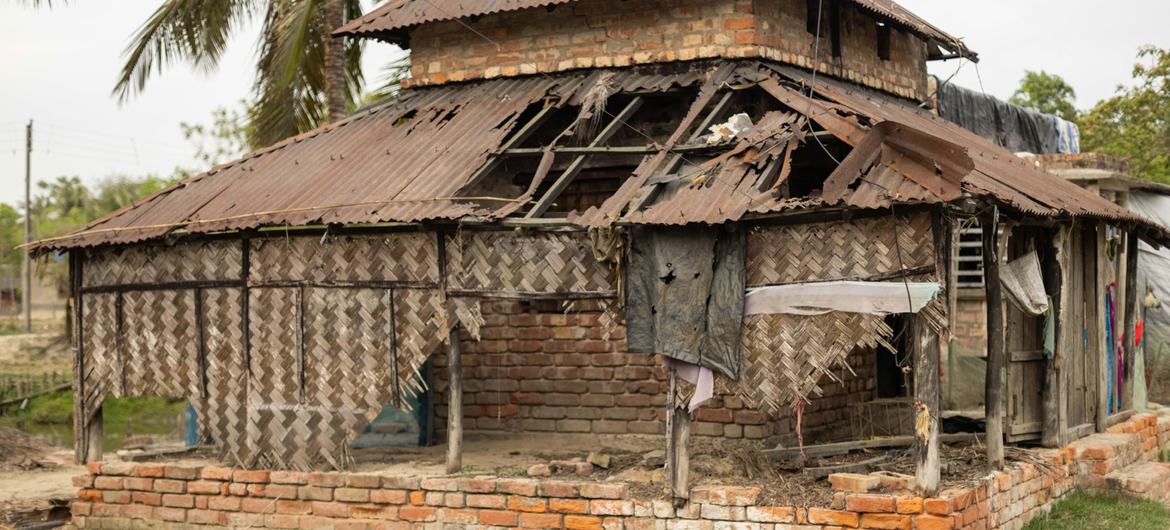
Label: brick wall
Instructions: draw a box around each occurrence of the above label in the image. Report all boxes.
[430,300,877,444]
[70,413,1170,530]
[405,0,929,100]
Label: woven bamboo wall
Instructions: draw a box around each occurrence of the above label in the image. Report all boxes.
[75,230,611,470]
[735,213,944,414]
[445,231,615,294]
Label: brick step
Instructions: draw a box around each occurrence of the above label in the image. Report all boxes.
[1102,461,1170,501]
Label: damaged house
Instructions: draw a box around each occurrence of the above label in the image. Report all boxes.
[47,0,1170,528]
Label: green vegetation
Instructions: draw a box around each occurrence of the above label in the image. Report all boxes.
[1081,46,1170,184]
[1022,490,1170,530]
[0,389,188,450]
[1009,70,1079,121]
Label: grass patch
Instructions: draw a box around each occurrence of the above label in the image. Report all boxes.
[1023,489,1170,530]
[0,388,187,450]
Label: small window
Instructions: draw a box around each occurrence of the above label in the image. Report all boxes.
[829,0,842,58]
[877,22,891,61]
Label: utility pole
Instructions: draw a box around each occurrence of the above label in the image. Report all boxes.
[23,120,32,333]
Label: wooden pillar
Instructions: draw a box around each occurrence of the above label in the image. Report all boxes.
[1096,225,1109,431]
[1042,227,1070,447]
[913,317,941,495]
[86,406,104,464]
[70,250,87,465]
[445,326,463,475]
[665,368,690,501]
[982,206,1005,469]
[1122,234,1140,409]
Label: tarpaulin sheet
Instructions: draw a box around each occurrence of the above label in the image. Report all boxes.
[743,281,940,316]
[1129,191,1170,403]
[625,226,745,380]
[936,80,1061,155]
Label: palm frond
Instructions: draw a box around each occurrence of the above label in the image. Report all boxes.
[248,0,326,147]
[113,0,259,102]
[362,55,411,106]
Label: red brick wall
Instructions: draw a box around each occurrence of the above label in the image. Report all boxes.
[431,300,877,444]
[405,0,929,100]
[70,411,1170,529]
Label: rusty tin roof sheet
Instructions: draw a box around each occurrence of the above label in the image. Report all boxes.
[36,74,587,250]
[35,60,1167,251]
[335,0,972,59]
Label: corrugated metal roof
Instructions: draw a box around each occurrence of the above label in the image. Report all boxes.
[35,74,589,250]
[34,60,1167,251]
[335,0,973,59]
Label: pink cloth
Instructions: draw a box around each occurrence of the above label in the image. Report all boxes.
[663,357,714,413]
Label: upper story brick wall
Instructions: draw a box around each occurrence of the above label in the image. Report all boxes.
[405,0,930,100]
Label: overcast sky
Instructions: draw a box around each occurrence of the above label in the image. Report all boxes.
[1,0,1168,208]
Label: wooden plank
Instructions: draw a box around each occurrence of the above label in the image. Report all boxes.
[664,369,690,501]
[460,103,557,193]
[71,250,86,465]
[1121,234,1139,410]
[1042,226,1068,447]
[86,405,104,464]
[913,317,941,495]
[628,91,734,213]
[765,433,984,459]
[982,206,1005,469]
[527,97,645,218]
[446,326,463,474]
[1096,225,1108,432]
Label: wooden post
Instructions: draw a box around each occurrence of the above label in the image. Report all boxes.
[1042,227,1069,447]
[913,317,941,495]
[664,368,690,502]
[1096,225,1109,432]
[445,326,463,475]
[86,406,104,464]
[70,250,87,465]
[982,206,1005,469]
[1122,234,1139,410]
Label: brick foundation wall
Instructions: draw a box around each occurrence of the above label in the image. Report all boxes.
[405,0,929,100]
[431,300,876,444]
[70,413,1170,529]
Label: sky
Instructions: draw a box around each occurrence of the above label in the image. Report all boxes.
[1,0,1168,209]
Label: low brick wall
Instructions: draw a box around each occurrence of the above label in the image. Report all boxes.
[71,412,1170,529]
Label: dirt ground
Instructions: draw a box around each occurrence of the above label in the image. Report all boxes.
[0,426,80,528]
[146,431,998,508]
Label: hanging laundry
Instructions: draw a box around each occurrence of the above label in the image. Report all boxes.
[1001,251,1049,316]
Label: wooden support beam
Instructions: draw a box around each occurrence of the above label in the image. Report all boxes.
[1042,226,1069,447]
[913,317,941,495]
[460,103,558,193]
[628,91,734,213]
[526,97,645,218]
[1118,232,1137,409]
[1096,225,1109,431]
[982,206,1005,469]
[446,326,463,475]
[70,250,86,465]
[664,368,690,502]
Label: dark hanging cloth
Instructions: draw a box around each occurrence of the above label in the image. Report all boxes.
[625,225,745,380]
[936,80,1061,155]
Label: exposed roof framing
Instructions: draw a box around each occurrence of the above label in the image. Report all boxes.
[334,0,975,60]
[32,60,1167,252]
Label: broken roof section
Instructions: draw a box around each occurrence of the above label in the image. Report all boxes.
[32,60,1168,252]
[335,0,975,61]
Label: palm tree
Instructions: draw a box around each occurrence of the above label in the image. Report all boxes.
[112,0,365,148]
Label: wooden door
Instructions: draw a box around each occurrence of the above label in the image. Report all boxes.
[1005,228,1046,442]
[1064,227,1099,435]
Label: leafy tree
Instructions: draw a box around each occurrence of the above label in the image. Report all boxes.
[1081,46,1170,184]
[1008,70,1079,121]
[180,105,251,167]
